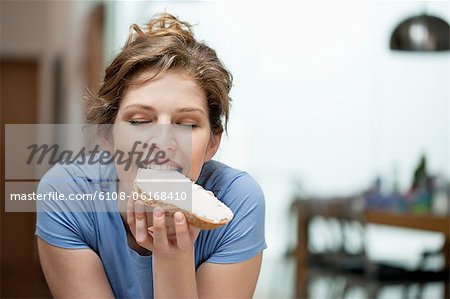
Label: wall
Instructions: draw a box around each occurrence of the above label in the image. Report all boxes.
[1,0,102,125]
[111,1,449,261]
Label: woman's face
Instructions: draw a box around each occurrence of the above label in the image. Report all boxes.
[111,70,221,194]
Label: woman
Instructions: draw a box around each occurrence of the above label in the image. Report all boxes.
[36,13,266,298]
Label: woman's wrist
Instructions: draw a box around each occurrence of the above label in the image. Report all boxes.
[153,250,198,299]
[153,245,195,263]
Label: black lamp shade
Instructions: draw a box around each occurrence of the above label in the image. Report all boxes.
[390,15,450,51]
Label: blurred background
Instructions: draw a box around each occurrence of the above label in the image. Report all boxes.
[1,1,449,298]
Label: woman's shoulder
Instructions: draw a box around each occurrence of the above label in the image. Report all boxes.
[37,151,117,213]
[195,161,266,265]
[39,151,116,190]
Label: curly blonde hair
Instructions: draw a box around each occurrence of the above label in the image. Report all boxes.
[86,13,233,136]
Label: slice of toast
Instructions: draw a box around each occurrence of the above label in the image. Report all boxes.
[134,169,233,230]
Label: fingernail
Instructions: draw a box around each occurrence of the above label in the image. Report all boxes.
[174,212,184,223]
[153,208,164,218]
[135,201,144,213]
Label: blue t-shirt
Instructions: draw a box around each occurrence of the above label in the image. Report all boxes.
[35,156,267,298]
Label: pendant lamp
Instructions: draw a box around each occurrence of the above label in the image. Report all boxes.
[390,14,450,51]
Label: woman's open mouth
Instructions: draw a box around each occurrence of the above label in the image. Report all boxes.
[138,160,184,173]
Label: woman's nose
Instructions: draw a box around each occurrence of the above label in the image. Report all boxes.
[148,124,177,151]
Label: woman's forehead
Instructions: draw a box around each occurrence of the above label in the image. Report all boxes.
[121,71,207,110]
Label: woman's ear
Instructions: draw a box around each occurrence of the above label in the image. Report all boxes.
[204,133,222,162]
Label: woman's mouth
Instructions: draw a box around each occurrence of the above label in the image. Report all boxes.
[138,160,183,173]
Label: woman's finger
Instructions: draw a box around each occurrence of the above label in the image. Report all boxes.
[148,226,155,239]
[174,212,191,250]
[134,200,153,249]
[152,208,169,248]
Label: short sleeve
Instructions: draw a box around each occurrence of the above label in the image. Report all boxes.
[35,165,93,250]
[206,173,267,264]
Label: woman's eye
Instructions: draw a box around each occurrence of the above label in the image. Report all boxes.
[128,120,152,126]
[177,123,197,128]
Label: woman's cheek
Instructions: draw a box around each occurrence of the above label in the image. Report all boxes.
[189,145,208,181]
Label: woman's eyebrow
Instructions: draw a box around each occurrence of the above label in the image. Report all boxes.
[176,107,206,115]
[122,104,155,111]
[122,104,205,115]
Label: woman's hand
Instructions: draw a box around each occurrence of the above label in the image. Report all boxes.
[126,199,200,257]
[127,199,200,298]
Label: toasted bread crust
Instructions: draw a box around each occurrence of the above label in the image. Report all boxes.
[134,183,232,230]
